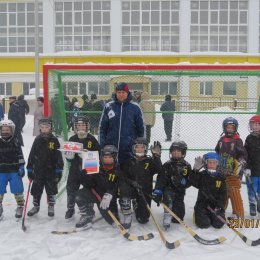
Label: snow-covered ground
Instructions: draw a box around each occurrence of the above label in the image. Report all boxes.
[1,113,260,260]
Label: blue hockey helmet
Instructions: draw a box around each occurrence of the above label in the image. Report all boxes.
[222,117,238,136]
[203,152,220,177]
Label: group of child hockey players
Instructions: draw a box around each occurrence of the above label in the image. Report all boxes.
[0,112,260,234]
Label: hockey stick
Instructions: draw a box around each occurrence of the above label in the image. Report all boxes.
[51,216,103,235]
[22,179,32,232]
[207,205,260,246]
[245,175,260,211]
[161,203,226,245]
[136,189,180,249]
[91,188,154,241]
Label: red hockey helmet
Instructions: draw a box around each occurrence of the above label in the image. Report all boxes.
[249,115,260,135]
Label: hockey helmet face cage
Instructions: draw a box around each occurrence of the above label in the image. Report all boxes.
[0,119,15,139]
[169,141,187,159]
[39,118,52,135]
[74,116,90,136]
[222,117,238,137]
[101,145,118,168]
[132,137,148,157]
[249,115,260,135]
[203,152,220,177]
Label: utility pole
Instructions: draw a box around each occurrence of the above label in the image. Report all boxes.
[35,0,40,98]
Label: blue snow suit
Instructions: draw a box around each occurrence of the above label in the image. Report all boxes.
[99,92,145,164]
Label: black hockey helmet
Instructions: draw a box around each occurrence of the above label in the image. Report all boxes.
[132,137,148,157]
[222,117,238,137]
[101,145,118,168]
[169,141,187,157]
[38,118,52,127]
[74,115,90,131]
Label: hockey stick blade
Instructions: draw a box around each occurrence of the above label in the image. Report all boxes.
[90,188,154,241]
[162,203,226,245]
[51,216,103,235]
[207,206,260,246]
[22,219,27,232]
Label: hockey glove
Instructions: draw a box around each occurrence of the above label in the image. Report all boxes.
[150,141,162,157]
[55,169,63,183]
[100,193,113,210]
[131,181,143,194]
[64,151,75,160]
[193,156,204,171]
[27,168,34,180]
[18,165,25,178]
[152,189,163,207]
[243,169,251,177]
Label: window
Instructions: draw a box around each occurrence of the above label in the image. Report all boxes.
[62,81,109,96]
[55,1,111,52]
[0,82,12,95]
[0,2,43,53]
[23,82,35,95]
[122,1,180,52]
[200,81,213,95]
[191,0,248,52]
[223,81,237,95]
[151,81,177,95]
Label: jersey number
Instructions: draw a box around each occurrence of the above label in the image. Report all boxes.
[108,173,116,182]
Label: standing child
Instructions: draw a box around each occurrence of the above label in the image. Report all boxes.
[191,152,227,229]
[0,119,25,219]
[119,138,162,229]
[215,117,247,219]
[152,141,192,230]
[64,116,100,219]
[74,145,120,228]
[244,115,260,216]
[26,118,64,217]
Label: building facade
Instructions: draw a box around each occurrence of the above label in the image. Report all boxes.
[0,0,260,102]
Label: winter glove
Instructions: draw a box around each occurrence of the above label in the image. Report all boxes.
[100,193,113,210]
[27,168,34,180]
[18,165,25,177]
[150,141,162,157]
[243,169,251,177]
[193,156,204,171]
[131,181,143,194]
[151,189,163,206]
[213,207,222,215]
[64,151,75,160]
[55,169,63,183]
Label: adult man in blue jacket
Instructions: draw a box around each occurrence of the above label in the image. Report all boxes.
[99,82,145,166]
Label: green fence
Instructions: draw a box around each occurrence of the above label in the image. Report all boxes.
[47,69,260,197]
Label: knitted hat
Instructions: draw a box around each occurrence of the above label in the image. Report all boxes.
[116,82,129,93]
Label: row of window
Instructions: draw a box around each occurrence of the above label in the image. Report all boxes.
[0,82,35,96]
[0,0,257,53]
[0,81,244,97]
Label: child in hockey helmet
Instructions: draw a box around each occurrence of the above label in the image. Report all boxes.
[0,119,15,140]
[203,152,220,177]
[169,141,187,161]
[39,118,52,137]
[132,137,148,158]
[74,116,90,139]
[101,145,118,169]
[222,117,238,137]
[249,114,260,136]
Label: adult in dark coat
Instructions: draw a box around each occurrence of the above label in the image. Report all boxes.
[160,95,175,141]
[8,96,23,146]
[17,94,30,131]
[99,82,145,165]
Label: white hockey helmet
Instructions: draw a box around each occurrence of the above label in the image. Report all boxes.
[0,119,15,137]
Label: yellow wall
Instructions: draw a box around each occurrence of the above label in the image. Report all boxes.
[2,55,260,73]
